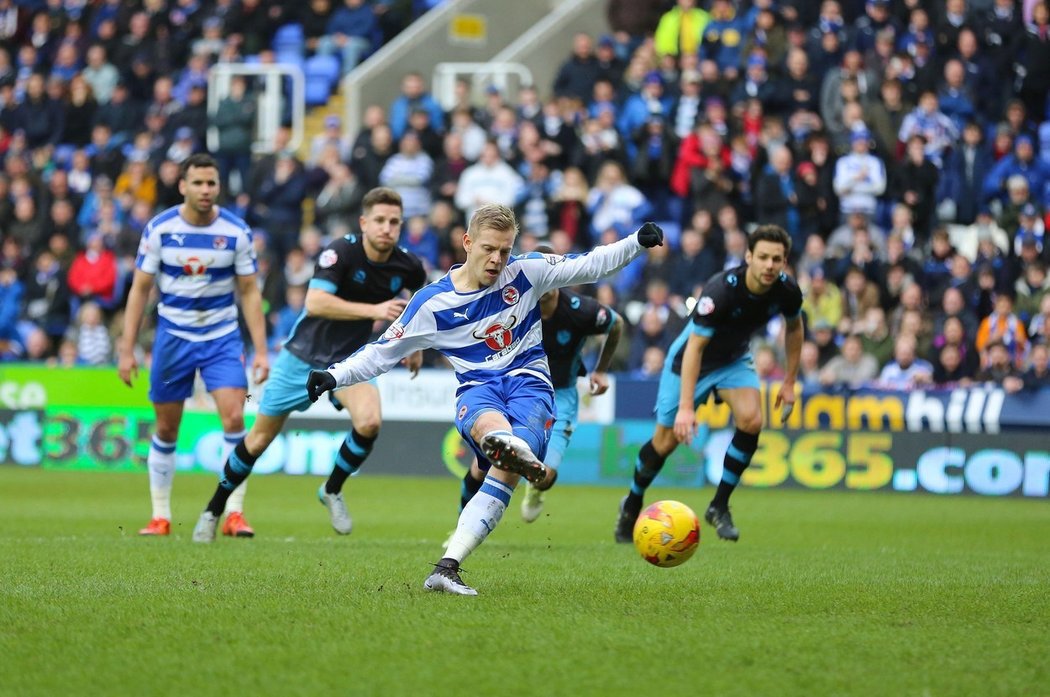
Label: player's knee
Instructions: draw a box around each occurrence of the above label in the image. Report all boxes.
[219,410,245,434]
[652,428,678,456]
[353,416,381,438]
[736,412,763,434]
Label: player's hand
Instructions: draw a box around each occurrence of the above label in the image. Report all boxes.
[636,222,664,248]
[775,379,796,421]
[402,350,423,378]
[374,298,407,321]
[252,352,270,384]
[589,371,609,396]
[306,369,337,402]
[673,409,696,444]
[118,349,138,387]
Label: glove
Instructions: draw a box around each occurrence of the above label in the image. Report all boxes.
[637,222,664,248]
[306,369,337,402]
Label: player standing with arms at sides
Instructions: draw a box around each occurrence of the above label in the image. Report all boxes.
[191,187,426,542]
[613,225,803,543]
[307,205,663,595]
[456,249,624,522]
[119,153,270,538]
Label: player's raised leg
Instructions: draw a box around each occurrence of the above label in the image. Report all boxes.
[705,387,762,542]
[140,401,184,536]
[317,383,381,535]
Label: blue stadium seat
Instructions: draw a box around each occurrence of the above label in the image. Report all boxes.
[274,48,304,70]
[304,75,332,107]
[273,23,304,54]
[305,54,341,89]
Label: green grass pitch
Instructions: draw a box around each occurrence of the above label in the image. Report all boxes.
[2,467,1048,697]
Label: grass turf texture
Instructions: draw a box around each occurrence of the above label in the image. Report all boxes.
[1,468,1047,697]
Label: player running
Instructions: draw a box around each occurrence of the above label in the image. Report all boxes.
[119,153,270,538]
[456,261,623,522]
[191,187,426,542]
[613,225,803,543]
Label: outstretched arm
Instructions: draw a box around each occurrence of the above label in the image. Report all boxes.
[527,223,663,293]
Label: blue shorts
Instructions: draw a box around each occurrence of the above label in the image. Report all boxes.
[150,329,247,403]
[455,373,555,470]
[259,349,316,416]
[545,385,579,470]
[259,349,376,417]
[654,354,760,427]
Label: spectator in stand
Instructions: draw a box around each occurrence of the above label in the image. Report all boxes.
[1018,1,1050,120]
[700,0,749,80]
[978,338,1026,391]
[976,292,1029,366]
[937,59,978,133]
[802,265,842,330]
[1012,204,1045,257]
[67,300,112,366]
[1015,260,1050,319]
[318,0,379,77]
[249,151,308,262]
[878,333,934,389]
[0,266,24,361]
[586,160,650,241]
[898,90,958,168]
[892,133,940,239]
[755,144,801,249]
[1028,294,1050,342]
[931,314,981,377]
[300,0,335,56]
[454,140,523,223]
[553,32,600,102]
[626,306,675,373]
[379,129,433,220]
[833,128,886,219]
[654,0,710,60]
[820,333,879,388]
[932,341,974,386]
[389,72,444,141]
[838,264,881,335]
[212,75,256,196]
[21,248,70,346]
[940,121,994,226]
[983,135,1050,210]
[67,233,117,310]
[1019,341,1050,389]
[351,122,394,191]
[314,162,363,236]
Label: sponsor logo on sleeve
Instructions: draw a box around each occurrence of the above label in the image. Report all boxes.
[382,322,405,340]
[697,296,715,316]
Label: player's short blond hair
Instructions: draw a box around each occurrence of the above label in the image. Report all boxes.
[467,203,518,238]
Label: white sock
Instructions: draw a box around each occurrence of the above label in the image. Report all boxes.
[221,431,247,514]
[147,435,176,520]
[444,475,513,563]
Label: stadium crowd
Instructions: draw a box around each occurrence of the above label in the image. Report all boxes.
[1,0,1050,394]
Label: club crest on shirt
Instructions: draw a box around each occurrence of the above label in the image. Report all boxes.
[501,285,519,305]
[213,236,228,250]
[390,276,403,293]
[353,269,367,284]
[557,329,571,345]
[473,315,519,352]
[697,296,715,315]
[319,249,338,268]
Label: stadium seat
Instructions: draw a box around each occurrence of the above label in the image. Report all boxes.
[305,54,341,90]
[272,23,305,54]
[275,48,304,70]
[305,75,332,107]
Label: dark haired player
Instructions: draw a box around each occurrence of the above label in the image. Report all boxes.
[614,225,803,542]
[191,187,426,542]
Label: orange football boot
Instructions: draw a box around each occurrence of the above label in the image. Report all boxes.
[139,518,171,536]
[222,511,255,538]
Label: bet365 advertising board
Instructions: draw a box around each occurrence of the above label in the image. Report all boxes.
[1,365,1047,497]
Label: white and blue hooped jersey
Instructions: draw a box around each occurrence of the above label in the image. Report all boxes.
[328,234,645,391]
[135,205,257,342]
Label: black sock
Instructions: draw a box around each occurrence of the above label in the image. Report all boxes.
[625,440,667,510]
[459,468,485,511]
[711,429,759,509]
[206,441,259,516]
[325,429,377,494]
